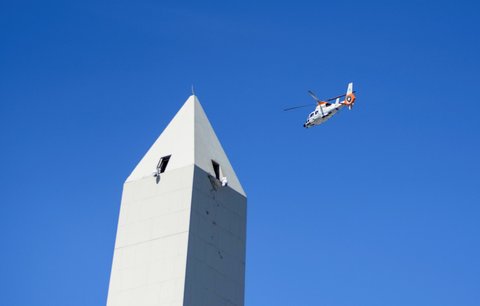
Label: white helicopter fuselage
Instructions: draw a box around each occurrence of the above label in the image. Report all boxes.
[289,82,355,128]
[303,99,344,128]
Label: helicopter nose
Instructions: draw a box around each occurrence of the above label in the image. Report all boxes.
[303,123,306,128]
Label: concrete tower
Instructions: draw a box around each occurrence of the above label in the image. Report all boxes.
[106,95,247,306]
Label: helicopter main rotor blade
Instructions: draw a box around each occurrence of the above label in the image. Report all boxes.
[283,104,314,111]
[284,89,358,112]
[308,90,321,102]
[325,90,357,102]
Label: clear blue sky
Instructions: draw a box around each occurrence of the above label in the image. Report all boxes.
[1,0,479,305]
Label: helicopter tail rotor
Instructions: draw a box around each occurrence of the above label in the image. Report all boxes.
[342,82,356,110]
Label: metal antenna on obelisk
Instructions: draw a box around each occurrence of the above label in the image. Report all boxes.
[191,84,195,96]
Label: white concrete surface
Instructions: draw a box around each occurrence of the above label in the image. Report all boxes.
[126,95,245,197]
[107,95,247,306]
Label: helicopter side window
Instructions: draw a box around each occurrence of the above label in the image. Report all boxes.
[309,113,314,118]
[315,110,318,115]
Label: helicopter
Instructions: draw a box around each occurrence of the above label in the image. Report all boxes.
[284,83,356,128]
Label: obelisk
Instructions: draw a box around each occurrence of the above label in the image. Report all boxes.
[106,95,247,306]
